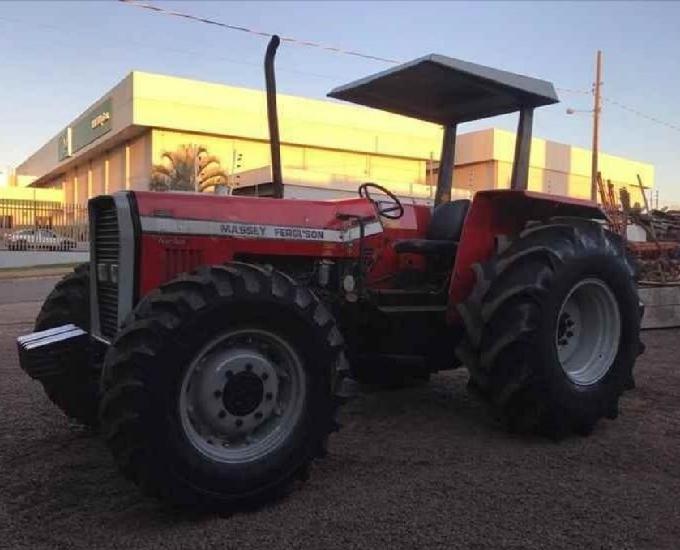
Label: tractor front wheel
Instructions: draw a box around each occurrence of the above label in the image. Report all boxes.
[33,263,101,426]
[457,219,642,438]
[99,263,346,510]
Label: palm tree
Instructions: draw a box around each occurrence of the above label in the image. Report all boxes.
[150,145,230,192]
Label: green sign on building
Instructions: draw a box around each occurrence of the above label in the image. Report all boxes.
[58,97,113,161]
[72,97,113,153]
[57,128,72,161]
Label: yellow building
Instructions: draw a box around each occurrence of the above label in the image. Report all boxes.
[15,71,653,206]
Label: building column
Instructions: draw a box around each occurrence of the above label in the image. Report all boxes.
[73,170,79,206]
[104,154,110,194]
[124,142,131,190]
[87,161,93,200]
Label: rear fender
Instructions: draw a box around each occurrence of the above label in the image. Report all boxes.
[447,190,605,321]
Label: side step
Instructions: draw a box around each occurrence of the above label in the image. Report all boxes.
[369,287,448,311]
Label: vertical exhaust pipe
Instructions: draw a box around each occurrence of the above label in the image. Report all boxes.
[265,35,283,198]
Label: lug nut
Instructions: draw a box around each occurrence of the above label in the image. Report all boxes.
[566,331,574,338]
[218,410,226,419]
[235,419,243,427]
[214,390,222,398]
[255,412,263,420]
[262,373,269,381]
[265,392,273,401]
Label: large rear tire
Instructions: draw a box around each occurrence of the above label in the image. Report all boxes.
[457,219,642,438]
[34,263,100,426]
[99,262,346,510]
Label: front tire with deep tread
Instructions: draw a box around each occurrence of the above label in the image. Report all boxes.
[457,219,642,438]
[34,263,100,426]
[99,262,346,510]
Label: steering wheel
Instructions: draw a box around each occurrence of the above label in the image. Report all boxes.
[358,182,404,220]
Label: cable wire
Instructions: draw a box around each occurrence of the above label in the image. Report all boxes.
[15,1,666,136]
[557,87,680,133]
[119,0,401,64]
[602,96,680,133]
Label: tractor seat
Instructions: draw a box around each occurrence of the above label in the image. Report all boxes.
[394,199,470,260]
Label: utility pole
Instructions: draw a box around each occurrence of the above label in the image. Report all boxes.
[590,50,603,202]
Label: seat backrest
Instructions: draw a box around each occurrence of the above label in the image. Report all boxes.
[426,199,471,241]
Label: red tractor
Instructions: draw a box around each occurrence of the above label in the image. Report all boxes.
[18,38,642,510]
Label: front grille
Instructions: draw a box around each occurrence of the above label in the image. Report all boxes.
[92,197,119,339]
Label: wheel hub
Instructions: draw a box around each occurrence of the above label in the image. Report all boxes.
[223,371,265,417]
[179,329,305,464]
[556,278,621,386]
[186,348,279,440]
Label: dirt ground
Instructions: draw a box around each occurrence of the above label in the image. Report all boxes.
[1,280,679,549]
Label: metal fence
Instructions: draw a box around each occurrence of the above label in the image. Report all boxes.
[0,199,88,251]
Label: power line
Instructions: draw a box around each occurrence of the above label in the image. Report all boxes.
[0,15,347,85]
[559,86,680,134]
[9,1,680,136]
[556,87,591,96]
[122,0,680,134]
[602,96,680,133]
[118,0,401,65]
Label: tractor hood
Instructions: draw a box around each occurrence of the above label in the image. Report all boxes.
[132,191,380,241]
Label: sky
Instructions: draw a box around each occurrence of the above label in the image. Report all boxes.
[1,1,679,204]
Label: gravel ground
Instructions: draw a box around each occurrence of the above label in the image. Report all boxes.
[1,280,680,549]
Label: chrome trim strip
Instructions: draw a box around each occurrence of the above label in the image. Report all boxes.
[139,216,383,243]
[17,324,80,345]
[88,199,102,339]
[114,192,135,330]
[91,332,111,345]
[17,324,86,351]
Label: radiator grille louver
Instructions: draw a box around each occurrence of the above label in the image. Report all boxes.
[93,199,119,339]
[165,248,204,281]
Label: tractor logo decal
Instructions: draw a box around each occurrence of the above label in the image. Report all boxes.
[140,216,381,243]
[273,227,325,240]
[220,223,267,237]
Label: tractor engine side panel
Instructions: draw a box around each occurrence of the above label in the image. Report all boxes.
[131,191,430,298]
[138,234,354,295]
[134,191,370,296]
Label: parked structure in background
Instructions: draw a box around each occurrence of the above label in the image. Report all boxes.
[14,71,653,209]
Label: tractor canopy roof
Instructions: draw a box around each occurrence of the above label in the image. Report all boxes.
[328,54,559,125]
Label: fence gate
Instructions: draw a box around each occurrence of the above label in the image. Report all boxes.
[0,199,88,250]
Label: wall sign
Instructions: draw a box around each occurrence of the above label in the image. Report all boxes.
[58,97,113,161]
[57,128,72,161]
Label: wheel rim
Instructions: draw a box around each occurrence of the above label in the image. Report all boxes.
[179,328,306,464]
[556,278,621,386]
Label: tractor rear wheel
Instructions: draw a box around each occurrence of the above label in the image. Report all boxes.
[99,262,346,510]
[34,263,101,427]
[457,219,642,438]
